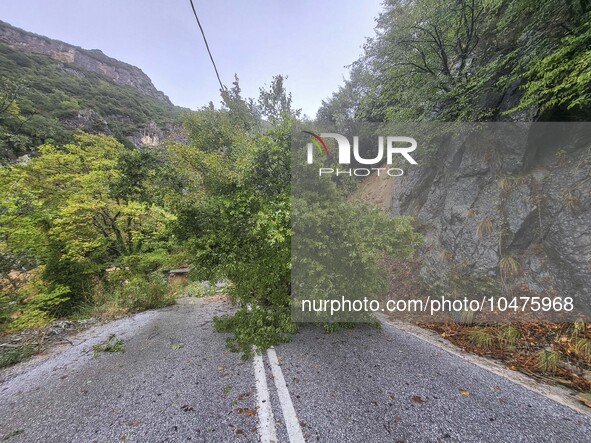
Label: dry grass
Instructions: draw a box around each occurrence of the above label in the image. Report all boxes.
[422,321,591,392]
[564,190,581,209]
[499,256,521,281]
[438,250,454,263]
[476,218,494,238]
[536,349,561,373]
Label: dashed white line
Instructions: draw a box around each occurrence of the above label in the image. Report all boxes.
[267,348,306,443]
[253,352,278,443]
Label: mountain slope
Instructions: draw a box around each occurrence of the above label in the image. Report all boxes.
[0,20,184,161]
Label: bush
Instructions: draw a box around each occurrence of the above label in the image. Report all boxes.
[0,344,34,369]
[185,281,217,298]
[116,273,175,311]
[6,269,71,331]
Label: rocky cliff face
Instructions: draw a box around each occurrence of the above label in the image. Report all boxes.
[0,20,171,105]
[387,123,591,312]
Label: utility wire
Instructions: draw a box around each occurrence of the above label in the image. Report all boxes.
[188,0,226,92]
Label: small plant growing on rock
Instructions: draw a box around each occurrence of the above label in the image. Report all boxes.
[438,250,453,263]
[476,218,494,238]
[499,256,521,281]
[498,177,514,195]
[563,189,581,210]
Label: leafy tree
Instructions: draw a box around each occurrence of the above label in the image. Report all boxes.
[0,133,175,311]
[319,0,591,123]
[0,77,33,160]
[258,75,300,122]
[174,77,422,357]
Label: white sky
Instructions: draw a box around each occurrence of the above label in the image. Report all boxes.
[1,0,383,117]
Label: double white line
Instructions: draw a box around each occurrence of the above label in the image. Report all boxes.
[253,348,305,443]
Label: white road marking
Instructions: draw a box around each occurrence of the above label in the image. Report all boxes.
[267,348,306,443]
[253,352,278,443]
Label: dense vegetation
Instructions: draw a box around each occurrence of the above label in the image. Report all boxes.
[0,133,181,331]
[318,0,591,124]
[1,0,590,366]
[0,71,420,363]
[315,0,591,385]
[172,77,421,357]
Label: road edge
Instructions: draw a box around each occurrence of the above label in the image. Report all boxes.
[375,312,591,418]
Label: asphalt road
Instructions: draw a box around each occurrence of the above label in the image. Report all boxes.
[1,296,590,443]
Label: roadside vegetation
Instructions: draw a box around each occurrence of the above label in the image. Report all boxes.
[1,0,590,397]
[319,0,591,402]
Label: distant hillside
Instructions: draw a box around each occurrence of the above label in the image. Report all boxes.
[0,20,185,161]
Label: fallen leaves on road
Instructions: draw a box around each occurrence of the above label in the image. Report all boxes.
[459,389,471,396]
[237,391,252,401]
[181,404,194,412]
[171,343,184,350]
[235,407,257,416]
[411,395,426,404]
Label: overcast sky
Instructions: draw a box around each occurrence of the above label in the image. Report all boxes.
[1,0,383,117]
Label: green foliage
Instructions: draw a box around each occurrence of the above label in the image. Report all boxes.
[119,249,185,275]
[292,192,422,324]
[0,344,34,369]
[173,79,298,356]
[0,132,181,330]
[510,15,591,116]
[175,77,423,354]
[0,133,175,286]
[318,0,591,123]
[114,273,174,311]
[536,349,561,373]
[572,337,591,362]
[214,306,297,359]
[92,334,125,356]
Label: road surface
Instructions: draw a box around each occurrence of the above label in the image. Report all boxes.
[1,296,590,442]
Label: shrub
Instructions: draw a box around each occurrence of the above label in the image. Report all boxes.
[116,273,175,311]
[476,218,494,238]
[0,344,34,369]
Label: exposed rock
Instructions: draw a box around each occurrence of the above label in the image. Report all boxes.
[60,109,111,134]
[129,122,188,148]
[387,123,591,312]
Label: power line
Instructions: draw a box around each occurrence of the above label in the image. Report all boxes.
[188,0,226,92]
